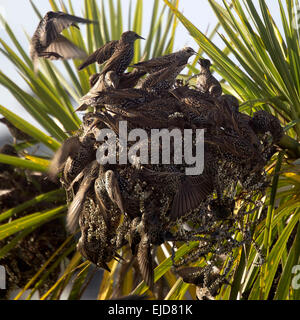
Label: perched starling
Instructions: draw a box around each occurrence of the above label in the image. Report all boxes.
[89,69,146,89]
[78,31,144,72]
[104,170,125,214]
[142,167,214,219]
[208,197,235,219]
[196,59,222,98]
[30,11,94,72]
[131,47,196,73]
[62,134,97,185]
[217,94,240,113]
[48,135,82,181]
[76,71,120,111]
[94,169,125,229]
[67,160,100,233]
[176,266,225,299]
[48,133,96,184]
[0,118,32,143]
[170,87,222,128]
[139,63,186,93]
[75,88,145,112]
[249,110,284,144]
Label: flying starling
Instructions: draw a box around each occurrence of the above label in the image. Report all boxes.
[0,118,32,143]
[78,31,145,73]
[196,59,222,98]
[30,11,95,72]
[131,47,196,73]
[67,160,100,233]
[139,63,186,93]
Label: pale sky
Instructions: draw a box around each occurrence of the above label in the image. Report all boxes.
[0,0,282,142]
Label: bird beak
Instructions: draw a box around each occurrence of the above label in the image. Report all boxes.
[136,35,145,40]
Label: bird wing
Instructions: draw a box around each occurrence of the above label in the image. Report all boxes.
[137,233,154,289]
[45,34,87,60]
[39,12,94,46]
[131,52,178,72]
[66,161,99,233]
[171,175,214,219]
[48,136,81,181]
[98,45,124,75]
[105,170,125,214]
[78,40,118,70]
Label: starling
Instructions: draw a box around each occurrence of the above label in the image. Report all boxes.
[89,69,146,89]
[249,110,284,144]
[217,94,239,113]
[75,88,145,112]
[176,265,225,299]
[196,59,222,98]
[78,31,145,73]
[94,169,125,228]
[131,47,196,73]
[62,133,97,185]
[67,160,100,233]
[139,63,186,93]
[48,133,96,184]
[0,118,32,143]
[104,170,125,214]
[170,86,213,106]
[76,237,111,272]
[76,71,120,111]
[142,167,214,219]
[47,135,82,181]
[208,197,235,219]
[30,11,95,72]
[170,87,222,128]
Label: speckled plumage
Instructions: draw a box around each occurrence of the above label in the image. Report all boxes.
[78,31,144,73]
[131,47,196,73]
[67,160,100,233]
[139,63,186,93]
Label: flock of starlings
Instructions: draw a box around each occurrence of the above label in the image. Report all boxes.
[0,11,284,299]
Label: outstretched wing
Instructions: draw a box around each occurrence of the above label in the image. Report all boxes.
[171,174,214,219]
[42,11,95,45]
[46,34,87,60]
[137,233,154,289]
[48,136,81,181]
